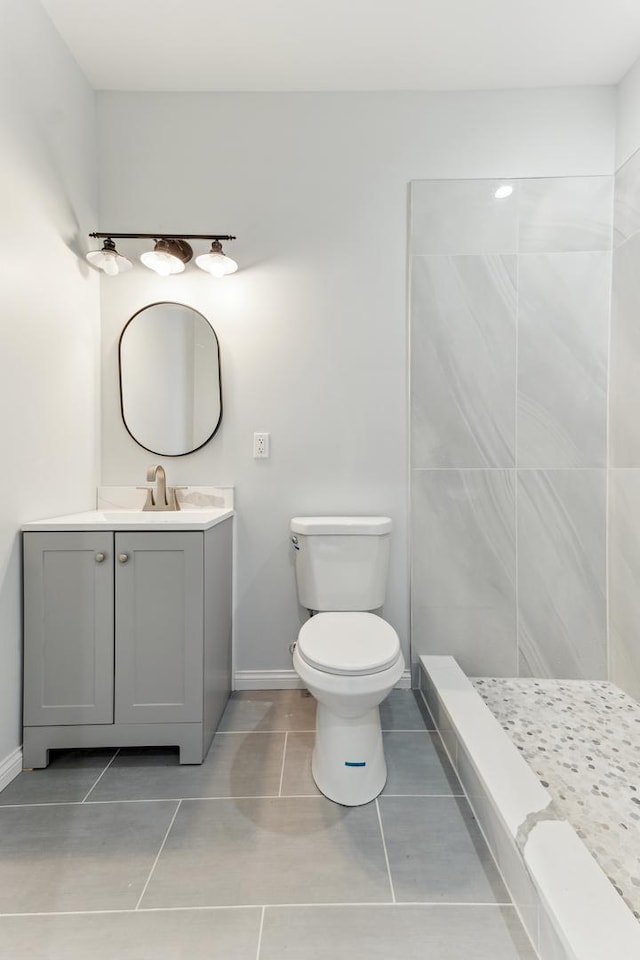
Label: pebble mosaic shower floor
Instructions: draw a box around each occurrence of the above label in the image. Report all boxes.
[472,677,640,921]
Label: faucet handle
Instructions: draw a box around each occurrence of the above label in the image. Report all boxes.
[137,486,155,511]
[167,486,187,511]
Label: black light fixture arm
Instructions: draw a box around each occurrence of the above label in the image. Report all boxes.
[90,232,236,241]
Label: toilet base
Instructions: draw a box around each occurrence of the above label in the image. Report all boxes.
[311,702,387,806]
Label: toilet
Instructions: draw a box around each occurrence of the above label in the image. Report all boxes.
[290,516,404,806]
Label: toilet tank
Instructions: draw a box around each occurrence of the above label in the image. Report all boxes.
[290,516,392,612]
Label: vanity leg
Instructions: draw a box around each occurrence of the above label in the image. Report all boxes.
[22,729,51,769]
[178,728,204,764]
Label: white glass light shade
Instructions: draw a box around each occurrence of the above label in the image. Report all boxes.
[140,248,185,276]
[195,241,238,277]
[86,242,132,275]
[494,184,513,200]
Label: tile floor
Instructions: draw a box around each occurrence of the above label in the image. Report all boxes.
[0,690,536,959]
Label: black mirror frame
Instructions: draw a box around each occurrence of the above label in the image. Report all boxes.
[118,300,223,457]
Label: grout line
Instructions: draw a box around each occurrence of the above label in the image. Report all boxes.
[217,727,433,734]
[134,800,181,910]
[0,901,517,918]
[382,728,435,733]
[216,729,316,735]
[382,793,465,798]
[375,798,396,904]
[255,905,265,960]
[278,733,288,797]
[81,749,120,803]
[0,790,467,810]
[411,466,607,472]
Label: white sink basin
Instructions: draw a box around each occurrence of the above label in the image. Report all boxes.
[22,507,233,532]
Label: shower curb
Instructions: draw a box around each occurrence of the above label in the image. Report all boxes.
[419,655,640,960]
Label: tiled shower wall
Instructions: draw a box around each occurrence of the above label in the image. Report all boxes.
[410,175,614,681]
[609,148,640,700]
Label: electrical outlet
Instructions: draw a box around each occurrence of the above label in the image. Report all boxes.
[253,432,270,458]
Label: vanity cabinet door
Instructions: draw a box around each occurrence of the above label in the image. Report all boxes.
[23,532,115,726]
[114,531,204,723]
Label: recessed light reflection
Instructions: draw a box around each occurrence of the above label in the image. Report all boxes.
[494,184,513,200]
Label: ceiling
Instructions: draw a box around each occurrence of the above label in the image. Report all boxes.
[41,0,640,92]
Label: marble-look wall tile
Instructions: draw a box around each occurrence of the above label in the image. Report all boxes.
[614,147,640,247]
[411,469,517,676]
[519,177,613,252]
[411,180,518,255]
[610,232,640,467]
[608,470,640,701]
[517,252,609,467]
[411,255,516,467]
[517,470,606,679]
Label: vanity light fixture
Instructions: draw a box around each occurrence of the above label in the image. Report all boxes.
[87,233,237,277]
[494,184,513,200]
[85,237,133,276]
[195,240,238,277]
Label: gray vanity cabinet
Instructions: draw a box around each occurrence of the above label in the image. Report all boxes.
[22,519,232,768]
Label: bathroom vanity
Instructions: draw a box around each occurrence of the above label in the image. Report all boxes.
[21,503,233,768]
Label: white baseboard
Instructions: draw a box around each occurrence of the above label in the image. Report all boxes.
[234,670,304,690]
[0,747,22,793]
[234,669,412,690]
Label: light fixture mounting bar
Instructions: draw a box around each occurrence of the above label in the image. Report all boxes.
[90,233,236,241]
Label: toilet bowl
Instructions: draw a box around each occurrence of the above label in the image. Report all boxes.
[293,612,404,806]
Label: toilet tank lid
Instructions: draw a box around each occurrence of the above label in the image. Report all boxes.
[290,516,392,535]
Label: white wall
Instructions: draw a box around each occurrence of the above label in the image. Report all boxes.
[0,0,99,763]
[98,88,615,677]
[616,56,640,167]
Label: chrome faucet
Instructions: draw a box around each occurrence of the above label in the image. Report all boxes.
[139,465,185,511]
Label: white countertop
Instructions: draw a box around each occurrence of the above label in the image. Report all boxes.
[22,507,234,532]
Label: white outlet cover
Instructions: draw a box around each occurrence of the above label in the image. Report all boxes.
[253,432,270,458]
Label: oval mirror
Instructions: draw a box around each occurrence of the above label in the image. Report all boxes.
[119,302,222,456]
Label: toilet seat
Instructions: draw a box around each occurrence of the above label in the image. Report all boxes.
[297,612,400,677]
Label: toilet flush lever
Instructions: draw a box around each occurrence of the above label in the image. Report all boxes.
[291,536,299,551]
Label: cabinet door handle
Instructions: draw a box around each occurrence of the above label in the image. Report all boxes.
[118,553,129,564]
[95,552,106,563]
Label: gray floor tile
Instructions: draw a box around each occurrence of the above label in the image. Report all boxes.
[260,905,537,960]
[218,689,316,731]
[141,797,392,907]
[0,749,117,806]
[0,908,262,960]
[379,797,509,903]
[281,731,462,798]
[0,801,177,912]
[88,733,285,801]
[383,732,462,795]
[380,690,434,730]
[281,732,319,796]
